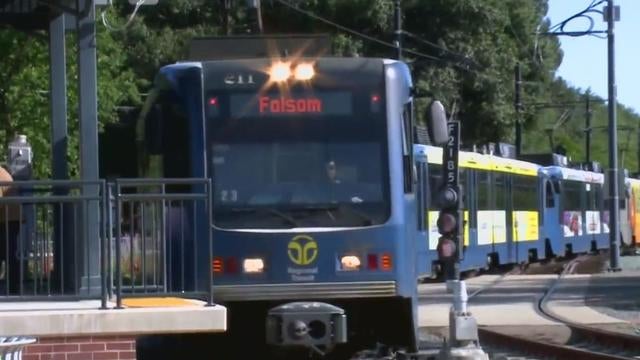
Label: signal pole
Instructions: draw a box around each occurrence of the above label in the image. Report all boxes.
[514,63,522,156]
[247,0,263,34]
[606,0,621,271]
[536,0,622,270]
[437,119,488,360]
[585,93,592,163]
[221,0,231,35]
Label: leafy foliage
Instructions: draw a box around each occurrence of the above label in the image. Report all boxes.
[0,21,140,178]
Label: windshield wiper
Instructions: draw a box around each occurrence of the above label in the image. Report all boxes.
[294,204,374,226]
[229,207,300,228]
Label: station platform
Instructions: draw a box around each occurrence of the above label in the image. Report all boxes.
[418,272,640,332]
[0,297,227,337]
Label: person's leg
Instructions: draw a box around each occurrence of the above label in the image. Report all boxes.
[6,221,21,294]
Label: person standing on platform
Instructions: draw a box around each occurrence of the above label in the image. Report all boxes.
[0,165,21,294]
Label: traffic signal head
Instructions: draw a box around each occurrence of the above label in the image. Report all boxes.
[438,186,458,208]
[437,211,457,234]
[436,185,460,236]
[437,236,457,260]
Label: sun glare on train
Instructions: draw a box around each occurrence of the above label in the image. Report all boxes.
[294,63,315,80]
[269,62,291,82]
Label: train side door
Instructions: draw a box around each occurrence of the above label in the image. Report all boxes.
[543,178,561,258]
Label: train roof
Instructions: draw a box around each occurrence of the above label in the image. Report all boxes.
[542,166,604,184]
[626,177,640,188]
[416,145,540,177]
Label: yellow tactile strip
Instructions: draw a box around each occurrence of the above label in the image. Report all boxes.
[120,297,203,308]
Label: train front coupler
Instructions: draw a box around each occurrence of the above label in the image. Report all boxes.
[266,302,347,356]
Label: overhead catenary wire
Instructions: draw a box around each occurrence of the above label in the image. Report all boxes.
[401,30,478,69]
[273,0,474,71]
[545,0,607,38]
[100,0,147,32]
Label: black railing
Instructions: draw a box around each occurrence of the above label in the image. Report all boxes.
[111,179,213,308]
[0,177,214,309]
[0,180,107,305]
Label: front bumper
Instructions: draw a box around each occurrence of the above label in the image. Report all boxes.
[213,281,397,301]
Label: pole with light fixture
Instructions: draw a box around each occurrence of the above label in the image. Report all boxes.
[605,0,621,271]
[394,0,402,60]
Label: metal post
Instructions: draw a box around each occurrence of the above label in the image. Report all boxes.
[247,0,263,34]
[222,0,231,35]
[49,12,74,293]
[76,0,102,291]
[586,94,592,163]
[606,0,621,271]
[394,0,402,60]
[514,63,522,157]
[49,14,68,182]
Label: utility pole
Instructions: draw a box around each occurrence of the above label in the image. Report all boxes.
[585,93,592,163]
[514,63,523,157]
[606,0,621,271]
[394,0,402,60]
[222,0,231,35]
[436,118,488,360]
[247,0,263,34]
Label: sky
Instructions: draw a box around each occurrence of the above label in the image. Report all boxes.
[547,0,639,114]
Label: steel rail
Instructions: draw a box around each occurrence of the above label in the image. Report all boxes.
[473,257,640,359]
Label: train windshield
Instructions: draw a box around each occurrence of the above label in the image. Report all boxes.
[208,88,390,229]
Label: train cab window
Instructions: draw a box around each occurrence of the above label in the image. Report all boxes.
[160,92,190,189]
[139,89,190,192]
[401,103,415,194]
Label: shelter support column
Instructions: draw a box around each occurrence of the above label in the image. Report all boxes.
[76,0,101,293]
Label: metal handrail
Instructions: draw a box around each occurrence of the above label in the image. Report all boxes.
[111,178,213,308]
[0,178,213,310]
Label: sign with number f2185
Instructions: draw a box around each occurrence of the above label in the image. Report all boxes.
[437,121,463,266]
[444,122,460,188]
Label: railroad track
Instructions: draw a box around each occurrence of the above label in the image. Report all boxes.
[477,257,640,360]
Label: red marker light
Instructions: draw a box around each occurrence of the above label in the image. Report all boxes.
[371,95,380,103]
[367,254,378,270]
[226,257,239,274]
[208,97,218,106]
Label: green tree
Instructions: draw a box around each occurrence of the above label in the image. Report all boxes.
[0,22,140,178]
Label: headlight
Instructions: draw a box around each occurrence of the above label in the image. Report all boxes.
[293,63,315,80]
[243,258,265,273]
[340,255,361,271]
[269,62,291,82]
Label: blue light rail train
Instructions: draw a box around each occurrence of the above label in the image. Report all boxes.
[133,55,639,358]
[135,56,432,357]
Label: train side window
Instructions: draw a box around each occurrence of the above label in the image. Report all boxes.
[477,171,491,211]
[494,173,508,209]
[513,175,537,210]
[428,164,442,210]
[545,181,555,208]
